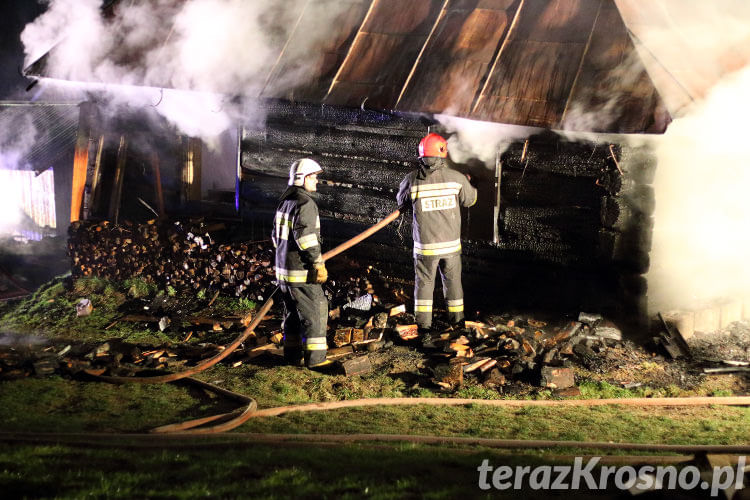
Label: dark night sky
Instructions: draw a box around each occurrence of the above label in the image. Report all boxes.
[0,1,45,99]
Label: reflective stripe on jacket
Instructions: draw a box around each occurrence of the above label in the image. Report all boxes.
[397,160,477,256]
[272,187,322,285]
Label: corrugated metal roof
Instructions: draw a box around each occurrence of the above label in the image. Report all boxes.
[26,0,670,133]
[0,103,80,171]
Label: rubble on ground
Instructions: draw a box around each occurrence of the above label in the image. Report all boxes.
[1,220,745,394]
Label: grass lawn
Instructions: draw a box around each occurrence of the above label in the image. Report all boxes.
[1,277,748,497]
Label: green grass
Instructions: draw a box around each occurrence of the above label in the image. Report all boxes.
[0,277,259,345]
[237,404,750,446]
[0,377,234,433]
[1,375,748,449]
[198,363,411,409]
[0,441,561,499]
[1,276,749,497]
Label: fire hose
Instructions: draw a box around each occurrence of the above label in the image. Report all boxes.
[93,209,401,433]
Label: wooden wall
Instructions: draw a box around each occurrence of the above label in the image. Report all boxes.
[239,101,655,324]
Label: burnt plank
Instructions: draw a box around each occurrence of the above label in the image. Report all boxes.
[473,0,602,126]
[500,138,612,177]
[326,0,444,109]
[261,100,427,135]
[473,40,587,127]
[262,0,371,101]
[501,206,600,264]
[502,206,600,243]
[501,169,600,207]
[600,196,654,231]
[241,174,398,221]
[241,148,412,192]
[397,2,520,114]
[563,2,670,133]
[241,123,418,163]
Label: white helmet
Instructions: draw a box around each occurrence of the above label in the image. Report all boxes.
[288,158,322,186]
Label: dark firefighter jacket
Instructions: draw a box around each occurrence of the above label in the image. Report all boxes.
[397,159,477,256]
[272,186,322,285]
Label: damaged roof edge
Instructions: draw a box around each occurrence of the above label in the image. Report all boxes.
[22,0,671,134]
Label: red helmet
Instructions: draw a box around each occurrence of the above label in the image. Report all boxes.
[418,133,448,158]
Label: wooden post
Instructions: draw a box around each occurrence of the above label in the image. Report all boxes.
[235,126,242,212]
[109,135,127,224]
[151,152,165,217]
[70,102,94,222]
[181,137,202,203]
[89,134,105,218]
[493,150,503,243]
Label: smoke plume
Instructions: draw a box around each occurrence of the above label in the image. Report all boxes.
[647,65,750,311]
[21,0,344,140]
[613,0,750,311]
[436,114,539,168]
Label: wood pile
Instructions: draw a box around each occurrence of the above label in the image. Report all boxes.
[410,312,629,391]
[68,219,276,299]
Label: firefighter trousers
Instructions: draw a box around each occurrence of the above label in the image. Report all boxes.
[413,253,464,329]
[279,282,328,367]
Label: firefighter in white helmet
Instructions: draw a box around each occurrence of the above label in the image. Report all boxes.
[397,133,477,345]
[272,158,330,368]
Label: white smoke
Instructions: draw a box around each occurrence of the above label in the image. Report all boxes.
[612,0,750,311]
[647,65,750,311]
[436,113,539,168]
[21,0,343,141]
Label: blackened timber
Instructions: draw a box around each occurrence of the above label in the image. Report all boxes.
[501,170,601,207]
[597,229,651,274]
[241,175,398,222]
[241,148,411,192]
[261,100,427,136]
[108,136,128,224]
[600,196,654,232]
[242,123,418,163]
[501,206,600,266]
[501,136,616,177]
[503,206,599,244]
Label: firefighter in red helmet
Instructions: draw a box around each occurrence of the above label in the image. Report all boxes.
[397,133,477,344]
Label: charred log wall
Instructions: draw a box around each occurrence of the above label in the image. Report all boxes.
[495,133,655,322]
[239,102,655,324]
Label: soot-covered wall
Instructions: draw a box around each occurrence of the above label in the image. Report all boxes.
[239,101,655,326]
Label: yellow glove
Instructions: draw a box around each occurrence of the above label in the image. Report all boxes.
[313,262,328,283]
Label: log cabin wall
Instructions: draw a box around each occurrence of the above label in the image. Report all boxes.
[239,101,656,326]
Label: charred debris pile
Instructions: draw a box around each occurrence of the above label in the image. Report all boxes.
[6,214,684,391]
[5,217,746,391]
[2,285,734,394]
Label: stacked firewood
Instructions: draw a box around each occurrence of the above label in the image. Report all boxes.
[387,312,628,391]
[68,220,276,299]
